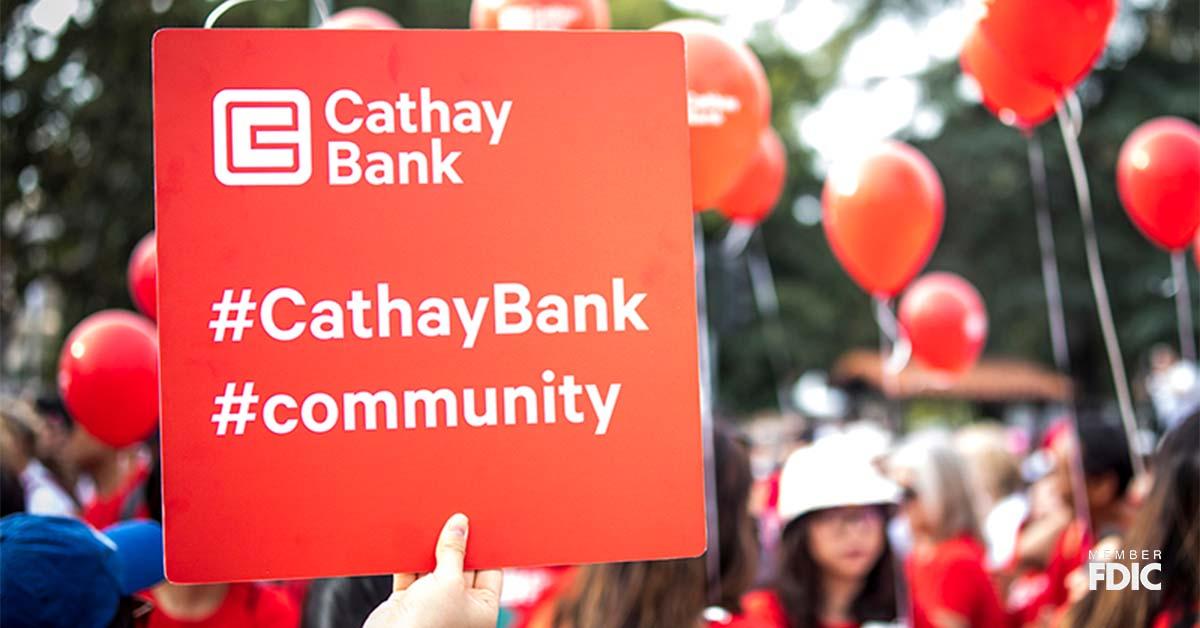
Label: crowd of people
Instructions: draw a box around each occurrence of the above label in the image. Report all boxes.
[1,391,1197,627]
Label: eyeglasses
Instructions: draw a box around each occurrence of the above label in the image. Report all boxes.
[812,506,885,531]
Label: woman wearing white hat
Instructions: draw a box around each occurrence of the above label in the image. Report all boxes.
[741,437,901,628]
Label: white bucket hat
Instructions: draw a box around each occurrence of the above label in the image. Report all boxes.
[777,436,901,523]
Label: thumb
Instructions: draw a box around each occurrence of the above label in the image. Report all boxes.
[433,513,469,578]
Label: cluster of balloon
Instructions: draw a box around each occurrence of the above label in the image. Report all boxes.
[127,232,156,321]
[57,310,159,448]
[899,273,989,376]
[963,0,1116,128]
[321,7,401,29]
[822,141,945,298]
[1116,117,1200,252]
[717,128,786,225]
[653,19,770,212]
[470,0,609,30]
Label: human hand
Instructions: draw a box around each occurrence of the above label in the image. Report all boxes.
[363,514,502,628]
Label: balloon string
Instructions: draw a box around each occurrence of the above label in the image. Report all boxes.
[873,297,912,374]
[1025,132,1072,373]
[203,0,330,28]
[694,215,722,607]
[747,228,793,413]
[1172,251,1197,363]
[873,295,900,342]
[720,221,756,259]
[1055,94,1145,477]
[1025,130,1091,529]
[872,297,908,432]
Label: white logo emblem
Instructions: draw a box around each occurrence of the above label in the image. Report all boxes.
[213,89,312,186]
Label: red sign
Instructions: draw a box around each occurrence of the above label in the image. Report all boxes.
[153,29,705,582]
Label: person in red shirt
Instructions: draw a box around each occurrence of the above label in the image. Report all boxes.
[1008,416,1136,625]
[65,423,150,528]
[741,435,901,628]
[1064,412,1198,628]
[890,434,1006,628]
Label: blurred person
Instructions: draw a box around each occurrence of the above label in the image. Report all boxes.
[889,434,1006,628]
[1065,412,1199,627]
[34,394,83,493]
[67,421,150,528]
[1008,416,1135,625]
[954,423,1027,569]
[138,452,299,627]
[1071,421,1136,540]
[1005,423,1078,626]
[0,513,163,628]
[1145,344,1200,431]
[741,437,900,628]
[0,396,78,516]
[526,423,761,627]
[302,576,392,628]
[363,514,503,628]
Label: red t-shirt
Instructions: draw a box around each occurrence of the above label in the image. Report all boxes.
[740,589,861,628]
[1005,518,1090,626]
[143,583,299,628]
[82,460,150,529]
[906,535,1006,628]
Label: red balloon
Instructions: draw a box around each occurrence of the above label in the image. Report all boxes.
[321,7,401,29]
[127,232,157,321]
[1116,117,1200,251]
[978,0,1115,93]
[58,311,159,448]
[899,272,988,375]
[654,19,771,211]
[822,141,944,297]
[717,128,787,225]
[960,25,1058,130]
[470,0,609,30]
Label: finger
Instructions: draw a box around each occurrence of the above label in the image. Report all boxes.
[464,569,477,588]
[393,573,418,591]
[433,513,469,578]
[473,568,503,598]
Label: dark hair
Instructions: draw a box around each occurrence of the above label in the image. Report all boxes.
[1156,411,1198,470]
[1077,419,1134,498]
[1,464,25,516]
[1068,414,1199,627]
[551,422,758,627]
[301,576,393,628]
[774,512,897,628]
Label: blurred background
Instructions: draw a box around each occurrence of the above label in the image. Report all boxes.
[2,0,1197,433]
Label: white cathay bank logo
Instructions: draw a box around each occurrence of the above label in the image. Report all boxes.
[213,89,313,186]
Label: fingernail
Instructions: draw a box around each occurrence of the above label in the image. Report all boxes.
[446,513,469,539]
